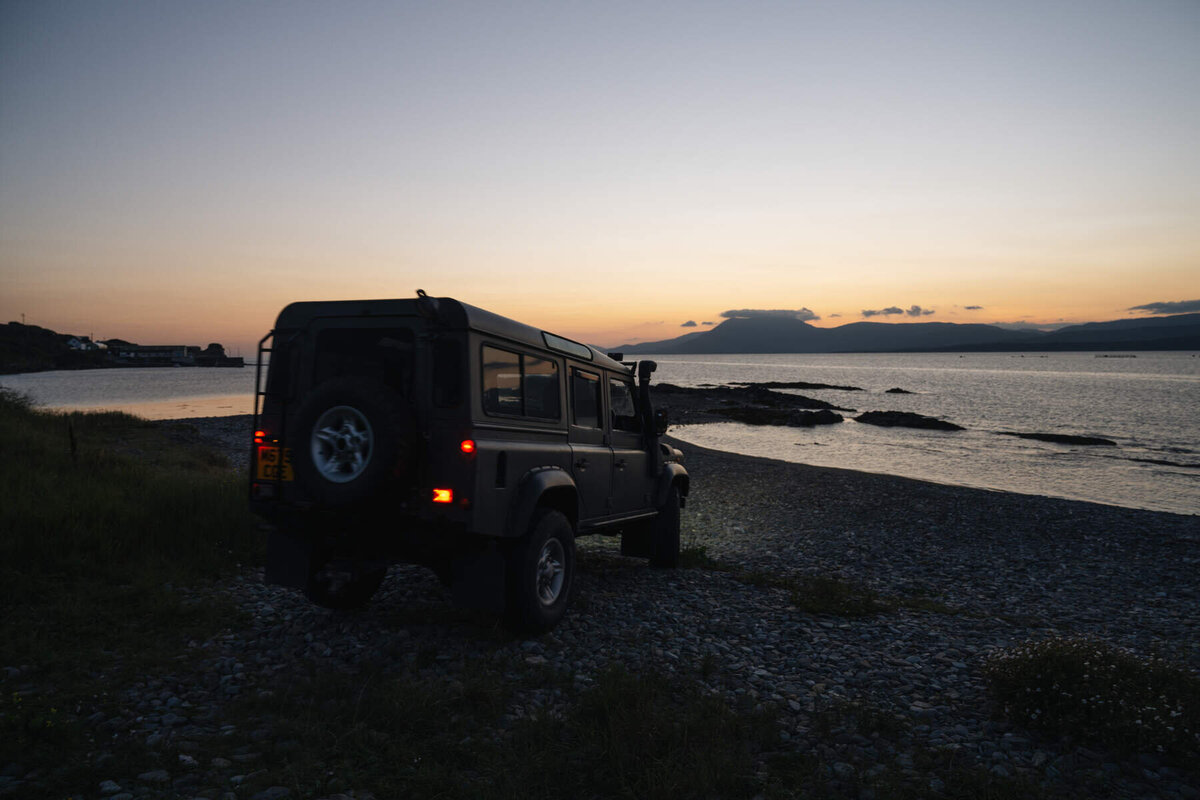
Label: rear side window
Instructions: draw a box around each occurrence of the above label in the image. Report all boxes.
[482,345,560,420]
[571,369,601,428]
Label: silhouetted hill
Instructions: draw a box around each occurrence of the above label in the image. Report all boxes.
[615,313,1200,354]
[616,316,1031,354]
[0,322,107,374]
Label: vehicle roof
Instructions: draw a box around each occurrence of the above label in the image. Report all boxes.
[274,296,628,372]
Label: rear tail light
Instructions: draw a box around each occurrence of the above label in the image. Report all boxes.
[432,488,453,504]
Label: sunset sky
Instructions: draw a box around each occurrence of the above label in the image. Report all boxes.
[2,0,1197,354]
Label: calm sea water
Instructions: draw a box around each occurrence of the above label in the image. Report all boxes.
[643,352,1199,516]
[2,354,1198,515]
[0,367,258,419]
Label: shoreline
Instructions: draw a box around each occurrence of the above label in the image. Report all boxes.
[168,413,1199,521]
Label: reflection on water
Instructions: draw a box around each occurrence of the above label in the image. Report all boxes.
[65,394,253,420]
[0,367,256,418]
[647,352,1199,517]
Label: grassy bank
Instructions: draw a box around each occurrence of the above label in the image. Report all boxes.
[0,389,262,783]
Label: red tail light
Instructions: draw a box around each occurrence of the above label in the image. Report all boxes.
[432,488,453,504]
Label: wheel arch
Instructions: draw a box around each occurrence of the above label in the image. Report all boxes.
[508,467,579,537]
[655,463,689,508]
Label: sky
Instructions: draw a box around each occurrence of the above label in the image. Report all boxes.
[1,0,1197,353]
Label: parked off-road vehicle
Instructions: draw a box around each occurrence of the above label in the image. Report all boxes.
[250,291,688,634]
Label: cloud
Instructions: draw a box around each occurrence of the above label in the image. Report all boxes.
[829,313,842,318]
[1128,299,1200,315]
[964,305,983,311]
[702,321,715,325]
[862,305,934,318]
[680,320,697,327]
[720,308,820,321]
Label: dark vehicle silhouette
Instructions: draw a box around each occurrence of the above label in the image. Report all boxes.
[250,291,688,634]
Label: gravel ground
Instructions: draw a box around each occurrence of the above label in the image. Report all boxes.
[9,414,1197,799]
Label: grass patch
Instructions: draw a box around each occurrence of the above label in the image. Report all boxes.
[985,636,1200,763]
[231,662,779,799]
[680,543,892,617]
[0,389,262,779]
[679,544,727,570]
[680,545,970,619]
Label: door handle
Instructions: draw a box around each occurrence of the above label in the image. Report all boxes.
[574,458,587,470]
[615,459,626,470]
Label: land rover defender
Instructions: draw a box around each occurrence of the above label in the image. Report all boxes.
[250,291,688,634]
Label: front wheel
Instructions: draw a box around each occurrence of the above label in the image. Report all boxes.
[649,485,680,569]
[504,509,575,635]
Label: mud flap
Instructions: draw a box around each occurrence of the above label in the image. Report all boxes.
[450,541,506,612]
[621,525,652,558]
[264,529,317,589]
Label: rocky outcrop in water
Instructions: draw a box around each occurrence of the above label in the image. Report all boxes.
[999,432,1116,446]
[854,411,964,431]
[733,380,864,392]
[709,407,844,427]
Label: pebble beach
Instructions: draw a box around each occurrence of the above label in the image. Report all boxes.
[18,413,1196,799]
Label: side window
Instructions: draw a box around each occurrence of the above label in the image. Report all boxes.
[523,355,560,420]
[482,345,561,420]
[571,369,601,428]
[482,347,522,415]
[609,378,641,432]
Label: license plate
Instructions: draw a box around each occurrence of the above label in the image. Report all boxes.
[256,446,293,481]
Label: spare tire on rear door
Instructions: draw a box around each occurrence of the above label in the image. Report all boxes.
[290,377,415,505]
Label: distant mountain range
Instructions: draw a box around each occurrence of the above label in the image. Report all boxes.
[612,313,1200,354]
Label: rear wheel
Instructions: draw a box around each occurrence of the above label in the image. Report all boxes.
[504,509,575,635]
[649,485,680,569]
[290,377,414,505]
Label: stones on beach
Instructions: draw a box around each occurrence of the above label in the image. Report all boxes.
[82,415,1197,800]
[998,432,1117,446]
[853,411,964,431]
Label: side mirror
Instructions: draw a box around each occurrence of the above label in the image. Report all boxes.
[654,407,669,437]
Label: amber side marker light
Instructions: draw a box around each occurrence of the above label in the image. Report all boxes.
[460,439,476,454]
[432,488,454,504]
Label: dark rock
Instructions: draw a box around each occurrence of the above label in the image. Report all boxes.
[655,383,851,411]
[885,387,914,394]
[854,411,964,431]
[790,409,844,427]
[733,381,864,392]
[998,432,1116,446]
[707,407,792,425]
[708,407,844,427]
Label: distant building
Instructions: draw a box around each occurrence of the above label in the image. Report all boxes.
[110,344,193,365]
[65,336,101,351]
